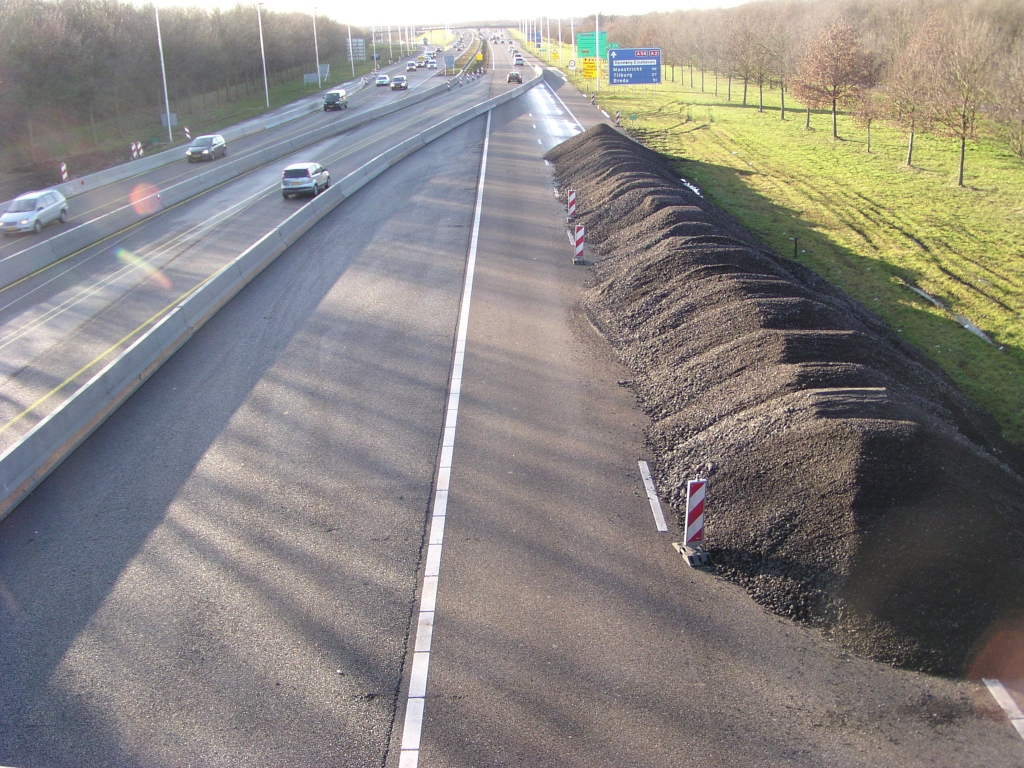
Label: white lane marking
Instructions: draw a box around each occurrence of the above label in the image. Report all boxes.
[544,84,584,132]
[638,460,669,532]
[398,110,492,768]
[984,678,1024,740]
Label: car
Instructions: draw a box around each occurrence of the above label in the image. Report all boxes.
[406,61,417,71]
[281,162,330,198]
[323,89,348,110]
[391,75,408,90]
[427,59,437,69]
[375,74,390,87]
[514,55,525,66]
[507,71,523,84]
[184,134,226,161]
[0,189,68,235]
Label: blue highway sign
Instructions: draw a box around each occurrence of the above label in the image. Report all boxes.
[608,48,662,86]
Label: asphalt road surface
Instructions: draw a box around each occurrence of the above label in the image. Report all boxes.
[1,62,1023,767]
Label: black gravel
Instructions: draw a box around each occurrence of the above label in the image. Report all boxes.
[546,124,1024,677]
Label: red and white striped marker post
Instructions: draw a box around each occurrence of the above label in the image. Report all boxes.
[573,224,585,264]
[131,142,139,159]
[184,126,191,140]
[674,478,711,566]
[60,162,68,181]
[567,188,577,218]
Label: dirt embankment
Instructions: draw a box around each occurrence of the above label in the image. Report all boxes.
[546,124,1024,677]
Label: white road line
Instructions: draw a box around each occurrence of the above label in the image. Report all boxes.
[543,84,584,132]
[638,460,669,532]
[984,678,1024,741]
[397,110,492,768]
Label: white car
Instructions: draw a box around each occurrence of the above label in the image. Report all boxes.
[427,59,437,69]
[1,189,68,235]
[375,74,390,87]
[406,61,417,72]
[281,162,330,198]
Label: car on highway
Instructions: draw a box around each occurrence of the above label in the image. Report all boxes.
[406,61,417,72]
[391,75,408,90]
[281,162,330,198]
[322,89,348,110]
[185,134,227,161]
[375,74,390,86]
[507,71,523,84]
[514,55,525,66]
[427,59,437,69]
[0,189,68,235]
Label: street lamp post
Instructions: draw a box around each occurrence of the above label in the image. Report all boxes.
[346,23,354,78]
[257,3,269,108]
[313,8,321,89]
[595,11,600,94]
[154,5,173,143]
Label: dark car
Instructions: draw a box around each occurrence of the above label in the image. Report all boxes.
[391,75,408,90]
[184,134,226,162]
[323,90,348,110]
[507,71,523,84]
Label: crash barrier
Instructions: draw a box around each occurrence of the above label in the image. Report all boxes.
[0,77,453,291]
[0,70,542,523]
[0,77,374,212]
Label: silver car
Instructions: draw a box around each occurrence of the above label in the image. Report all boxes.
[281,162,330,198]
[1,189,69,235]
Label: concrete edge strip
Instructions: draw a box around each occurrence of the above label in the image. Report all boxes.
[397,107,492,768]
[0,76,540,524]
[638,460,669,532]
[983,678,1024,741]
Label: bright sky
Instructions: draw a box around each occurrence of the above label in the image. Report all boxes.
[240,0,748,30]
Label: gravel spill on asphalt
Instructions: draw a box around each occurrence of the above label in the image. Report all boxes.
[546,124,1024,677]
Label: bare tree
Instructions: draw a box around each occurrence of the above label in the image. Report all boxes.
[792,20,874,139]
[991,34,1024,162]
[928,9,1001,186]
[885,20,939,167]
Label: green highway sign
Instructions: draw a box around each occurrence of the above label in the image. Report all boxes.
[575,31,607,58]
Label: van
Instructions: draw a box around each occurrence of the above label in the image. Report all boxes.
[323,90,348,111]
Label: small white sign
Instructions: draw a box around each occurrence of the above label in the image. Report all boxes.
[568,59,576,70]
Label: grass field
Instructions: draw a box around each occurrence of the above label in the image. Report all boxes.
[516,32,1024,444]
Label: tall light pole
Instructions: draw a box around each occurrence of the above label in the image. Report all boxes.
[558,18,562,62]
[347,23,354,78]
[257,3,269,108]
[595,12,600,94]
[154,5,173,143]
[313,8,321,89]
[388,24,393,61]
[371,25,377,69]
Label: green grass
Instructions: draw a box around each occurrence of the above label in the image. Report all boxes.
[513,31,1024,443]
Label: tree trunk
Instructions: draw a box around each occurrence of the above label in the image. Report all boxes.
[758,75,764,113]
[958,135,966,186]
[805,105,811,129]
[114,99,124,137]
[780,83,786,121]
[742,77,748,107]
[27,110,36,164]
[700,68,704,92]
[906,131,915,166]
[866,119,872,153]
[832,99,838,139]
[727,74,731,101]
[714,71,718,97]
[689,64,693,87]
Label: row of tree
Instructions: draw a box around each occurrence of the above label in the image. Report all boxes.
[594,0,1024,186]
[0,0,398,158]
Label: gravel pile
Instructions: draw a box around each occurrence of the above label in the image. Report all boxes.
[546,124,1024,676]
